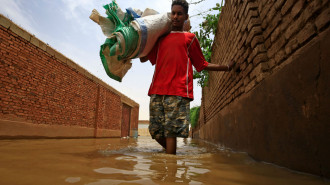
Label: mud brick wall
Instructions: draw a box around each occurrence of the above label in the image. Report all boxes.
[0,14,139,138]
[194,0,330,177]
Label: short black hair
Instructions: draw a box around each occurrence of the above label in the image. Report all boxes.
[171,0,189,14]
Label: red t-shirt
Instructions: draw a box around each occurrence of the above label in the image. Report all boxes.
[147,31,209,100]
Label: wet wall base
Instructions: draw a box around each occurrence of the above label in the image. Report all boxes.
[194,29,330,177]
[0,119,121,138]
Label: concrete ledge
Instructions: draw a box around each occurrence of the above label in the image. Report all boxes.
[30,36,39,48]
[46,45,56,56]
[0,119,119,138]
[95,129,121,138]
[9,23,32,41]
[0,14,11,28]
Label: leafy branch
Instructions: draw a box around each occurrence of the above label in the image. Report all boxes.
[193,2,223,87]
[190,106,200,128]
[188,0,207,5]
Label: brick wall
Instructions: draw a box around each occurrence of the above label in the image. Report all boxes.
[0,14,139,138]
[194,0,329,177]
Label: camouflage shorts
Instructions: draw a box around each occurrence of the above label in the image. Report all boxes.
[149,95,191,139]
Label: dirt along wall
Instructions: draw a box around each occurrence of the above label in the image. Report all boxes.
[0,14,139,138]
[193,0,330,178]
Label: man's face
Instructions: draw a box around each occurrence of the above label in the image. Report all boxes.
[171,5,188,31]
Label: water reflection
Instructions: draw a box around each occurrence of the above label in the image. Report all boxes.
[91,137,329,185]
[89,137,214,184]
[148,155,208,184]
[0,137,328,185]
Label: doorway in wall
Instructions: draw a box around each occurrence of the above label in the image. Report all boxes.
[121,103,131,137]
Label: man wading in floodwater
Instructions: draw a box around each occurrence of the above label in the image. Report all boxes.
[141,0,234,154]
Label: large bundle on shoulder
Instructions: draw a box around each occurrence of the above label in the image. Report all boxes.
[90,0,172,82]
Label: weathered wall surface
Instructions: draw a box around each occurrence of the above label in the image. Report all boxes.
[0,14,139,138]
[193,0,330,177]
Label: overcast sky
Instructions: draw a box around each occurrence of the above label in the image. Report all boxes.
[0,0,220,120]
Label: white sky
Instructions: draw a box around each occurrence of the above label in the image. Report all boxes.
[0,0,220,120]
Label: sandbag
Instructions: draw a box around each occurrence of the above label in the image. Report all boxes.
[129,13,172,58]
[90,0,172,82]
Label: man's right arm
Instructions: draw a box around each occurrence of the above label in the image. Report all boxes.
[204,60,234,71]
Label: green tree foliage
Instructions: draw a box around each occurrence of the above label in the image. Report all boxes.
[190,106,200,128]
[193,3,223,87]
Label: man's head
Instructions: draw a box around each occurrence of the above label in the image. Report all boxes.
[171,0,189,31]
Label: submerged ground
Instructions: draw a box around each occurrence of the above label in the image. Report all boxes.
[0,137,328,185]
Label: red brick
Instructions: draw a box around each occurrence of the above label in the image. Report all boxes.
[244,76,250,86]
[241,14,251,32]
[238,0,249,19]
[245,79,256,93]
[249,62,269,79]
[261,18,268,30]
[274,0,286,10]
[285,15,305,40]
[285,38,299,55]
[301,0,322,23]
[248,44,266,63]
[281,0,296,15]
[238,31,248,49]
[243,63,253,78]
[268,58,276,69]
[263,13,282,39]
[270,26,281,43]
[260,1,273,21]
[296,22,316,44]
[247,17,261,32]
[257,0,268,13]
[274,49,286,64]
[315,8,330,31]
[242,47,253,61]
[256,72,270,83]
[265,5,277,23]
[253,53,269,65]
[251,35,264,48]
[246,26,262,45]
[243,2,258,17]
[240,61,248,71]
[265,37,272,49]
[267,35,287,58]
[280,13,293,32]
[291,0,306,18]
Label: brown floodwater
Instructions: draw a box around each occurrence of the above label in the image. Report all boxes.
[0,136,328,185]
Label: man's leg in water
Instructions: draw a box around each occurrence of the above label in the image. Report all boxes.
[149,95,166,149]
[163,96,190,155]
[166,137,177,154]
[156,137,177,154]
[149,95,189,154]
[156,138,166,149]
